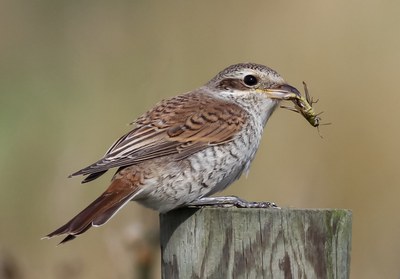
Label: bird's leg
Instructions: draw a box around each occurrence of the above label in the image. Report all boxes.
[186,196,279,209]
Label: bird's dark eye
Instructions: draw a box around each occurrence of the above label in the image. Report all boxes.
[243,75,258,86]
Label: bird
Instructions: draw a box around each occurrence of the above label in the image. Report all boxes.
[44,62,301,244]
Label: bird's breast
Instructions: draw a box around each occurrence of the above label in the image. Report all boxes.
[134,97,278,212]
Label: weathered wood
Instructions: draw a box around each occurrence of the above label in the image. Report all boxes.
[160,207,351,279]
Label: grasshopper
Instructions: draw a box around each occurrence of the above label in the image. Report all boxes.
[279,82,330,137]
[264,81,328,132]
[280,82,321,127]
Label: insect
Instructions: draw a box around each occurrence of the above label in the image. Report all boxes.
[280,82,329,135]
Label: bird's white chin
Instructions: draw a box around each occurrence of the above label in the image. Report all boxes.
[214,89,280,127]
[260,99,280,126]
[239,93,280,127]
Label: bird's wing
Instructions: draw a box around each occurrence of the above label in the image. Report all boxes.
[70,92,247,180]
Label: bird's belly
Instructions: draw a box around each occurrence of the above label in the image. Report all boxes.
[134,129,261,213]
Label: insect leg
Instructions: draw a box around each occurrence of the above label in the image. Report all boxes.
[280,105,300,113]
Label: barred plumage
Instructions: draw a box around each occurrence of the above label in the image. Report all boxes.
[45,62,301,244]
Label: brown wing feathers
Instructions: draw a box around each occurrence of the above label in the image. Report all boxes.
[70,93,246,180]
[46,92,247,243]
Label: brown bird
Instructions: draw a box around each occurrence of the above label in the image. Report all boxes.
[44,63,301,244]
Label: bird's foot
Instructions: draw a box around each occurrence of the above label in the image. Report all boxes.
[187,196,279,209]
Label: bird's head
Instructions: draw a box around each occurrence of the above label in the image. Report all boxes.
[207,63,301,100]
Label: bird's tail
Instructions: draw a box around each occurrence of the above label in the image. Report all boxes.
[43,179,140,244]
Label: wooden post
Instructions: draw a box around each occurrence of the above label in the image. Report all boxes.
[160,208,351,279]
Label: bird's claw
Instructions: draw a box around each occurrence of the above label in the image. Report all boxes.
[186,196,279,209]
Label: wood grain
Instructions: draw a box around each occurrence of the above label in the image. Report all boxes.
[160,207,352,279]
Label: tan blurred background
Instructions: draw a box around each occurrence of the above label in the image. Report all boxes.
[1,0,399,278]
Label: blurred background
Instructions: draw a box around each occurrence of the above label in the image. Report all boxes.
[1,0,399,278]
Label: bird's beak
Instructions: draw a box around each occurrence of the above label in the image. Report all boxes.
[260,84,301,100]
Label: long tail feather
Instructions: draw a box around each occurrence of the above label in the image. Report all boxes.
[44,179,140,244]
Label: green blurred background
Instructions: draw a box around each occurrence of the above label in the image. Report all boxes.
[1,0,399,278]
